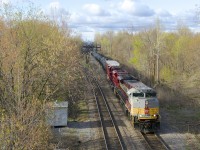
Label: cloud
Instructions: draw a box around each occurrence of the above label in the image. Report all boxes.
[120,0,134,12]
[120,0,155,17]
[83,3,109,16]
[52,0,157,38]
[70,11,154,35]
[156,9,172,17]
[66,0,200,40]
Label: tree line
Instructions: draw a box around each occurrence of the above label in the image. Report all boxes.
[0,4,83,149]
[94,21,200,107]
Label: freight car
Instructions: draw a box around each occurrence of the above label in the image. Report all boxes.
[92,52,109,70]
[92,51,160,133]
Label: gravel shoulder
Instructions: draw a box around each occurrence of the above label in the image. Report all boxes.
[159,107,200,150]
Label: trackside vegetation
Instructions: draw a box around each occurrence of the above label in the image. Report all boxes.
[0,4,83,149]
[94,22,200,108]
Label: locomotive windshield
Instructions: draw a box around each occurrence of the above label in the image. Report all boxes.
[145,92,157,97]
[132,92,156,98]
[133,92,144,97]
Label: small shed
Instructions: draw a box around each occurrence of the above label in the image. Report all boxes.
[46,101,68,127]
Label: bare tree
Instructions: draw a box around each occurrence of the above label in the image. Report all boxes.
[0,3,83,149]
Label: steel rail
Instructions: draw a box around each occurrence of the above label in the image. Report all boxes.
[85,68,125,150]
[92,75,125,150]
[141,132,170,150]
[84,69,108,149]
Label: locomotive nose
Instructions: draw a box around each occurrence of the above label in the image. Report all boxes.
[145,100,149,114]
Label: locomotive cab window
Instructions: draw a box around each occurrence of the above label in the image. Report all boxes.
[145,92,157,97]
[133,92,144,97]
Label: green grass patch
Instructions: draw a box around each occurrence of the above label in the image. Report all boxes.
[77,100,89,122]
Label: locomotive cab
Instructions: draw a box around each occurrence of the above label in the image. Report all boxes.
[127,88,160,132]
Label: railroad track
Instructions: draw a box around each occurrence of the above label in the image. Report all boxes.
[85,67,125,150]
[141,132,170,150]
[86,55,171,150]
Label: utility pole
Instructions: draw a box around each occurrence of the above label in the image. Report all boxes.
[155,53,159,83]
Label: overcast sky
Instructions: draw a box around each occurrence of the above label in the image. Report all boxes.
[1,0,200,41]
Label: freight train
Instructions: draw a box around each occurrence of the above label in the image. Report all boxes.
[92,51,160,133]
